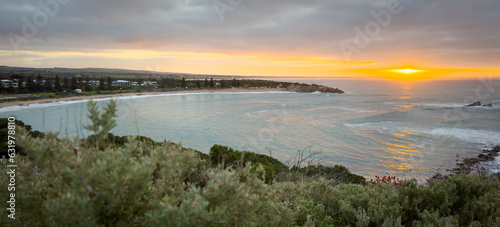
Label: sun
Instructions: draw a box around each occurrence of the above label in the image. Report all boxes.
[391,68,424,74]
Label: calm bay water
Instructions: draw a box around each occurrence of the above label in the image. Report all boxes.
[1,78,500,180]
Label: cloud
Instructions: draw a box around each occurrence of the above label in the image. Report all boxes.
[0,0,499,69]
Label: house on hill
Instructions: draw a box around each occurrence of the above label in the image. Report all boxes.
[111,80,131,86]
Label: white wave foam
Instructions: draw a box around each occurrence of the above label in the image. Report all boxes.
[413,102,500,109]
[421,128,500,148]
[340,108,371,113]
[343,121,402,134]
[0,91,294,113]
[0,99,89,113]
[493,157,500,173]
[414,102,464,108]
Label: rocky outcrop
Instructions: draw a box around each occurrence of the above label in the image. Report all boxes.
[429,146,500,184]
[465,101,481,107]
[451,146,499,175]
[465,101,493,107]
[284,84,344,94]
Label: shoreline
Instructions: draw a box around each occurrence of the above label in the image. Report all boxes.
[0,88,288,109]
[430,146,500,182]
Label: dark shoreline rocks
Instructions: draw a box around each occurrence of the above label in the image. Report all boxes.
[465,101,481,107]
[465,101,494,107]
[429,146,500,182]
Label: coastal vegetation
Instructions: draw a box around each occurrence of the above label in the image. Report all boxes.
[0,67,343,104]
[1,100,499,226]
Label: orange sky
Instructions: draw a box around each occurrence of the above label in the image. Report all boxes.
[1,1,500,81]
[2,49,499,81]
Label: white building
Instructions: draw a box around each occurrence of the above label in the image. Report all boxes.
[1,79,19,88]
[142,81,158,86]
[112,80,131,86]
[88,80,100,86]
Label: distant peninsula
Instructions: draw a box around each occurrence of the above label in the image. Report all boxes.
[0,66,344,107]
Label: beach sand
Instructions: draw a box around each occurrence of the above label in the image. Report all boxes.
[0,88,287,109]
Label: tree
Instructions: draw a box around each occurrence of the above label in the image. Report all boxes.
[196,79,201,89]
[181,77,186,89]
[84,100,117,149]
[26,75,34,92]
[70,76,78,90]
[16,76,25,93]
[210,78,214,88]
[44,78,53,91]
[77,77,84,89]
[232,78,240,87]
[85,77,91,91]
[37,74,42,84]
[99,77,105,90]
[54,75,61,91]
[63,77,69,90]
[6,81,14,93]
[107,76,112,90]
[204,78,208,88]
[35,74,43,92]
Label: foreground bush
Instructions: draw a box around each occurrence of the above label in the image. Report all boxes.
[1,100,499,226]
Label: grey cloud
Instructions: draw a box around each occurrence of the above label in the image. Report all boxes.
[0,0,499,66]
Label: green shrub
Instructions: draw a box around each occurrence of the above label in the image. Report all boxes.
[209,144,289,183]
[291,164,365,184]
[0,118,45,157]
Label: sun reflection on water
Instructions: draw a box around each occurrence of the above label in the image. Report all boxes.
[399,84,414,110]
[379,127,420,174]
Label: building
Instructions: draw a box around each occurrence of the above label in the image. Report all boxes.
[142,81,158,86]
[88,80,100,86]
[111,80,131,86]
[1,79,19,88]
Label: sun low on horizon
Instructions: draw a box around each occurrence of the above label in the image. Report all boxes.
[391,69,424,74]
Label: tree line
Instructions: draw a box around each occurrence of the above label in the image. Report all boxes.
[0,75,115,93]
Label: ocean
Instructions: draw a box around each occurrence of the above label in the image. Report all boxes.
[1,78,500,180]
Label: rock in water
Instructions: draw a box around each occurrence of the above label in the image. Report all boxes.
[465,101,481,107]
[482,103,493,107]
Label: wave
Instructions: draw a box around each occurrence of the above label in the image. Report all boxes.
[493,157,500,173]
[414,102,465,108]
[340,108,370,113]
[383,100,500,109]
[414,102,500,109]
[420,128,500,148]
[345,121,500,149]
[343,121,403,134]
[0,91,294,113]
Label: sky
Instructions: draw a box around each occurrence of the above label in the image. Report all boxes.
[0,0,499,80]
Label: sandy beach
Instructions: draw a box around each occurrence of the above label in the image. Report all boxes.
[0,87,287,109]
